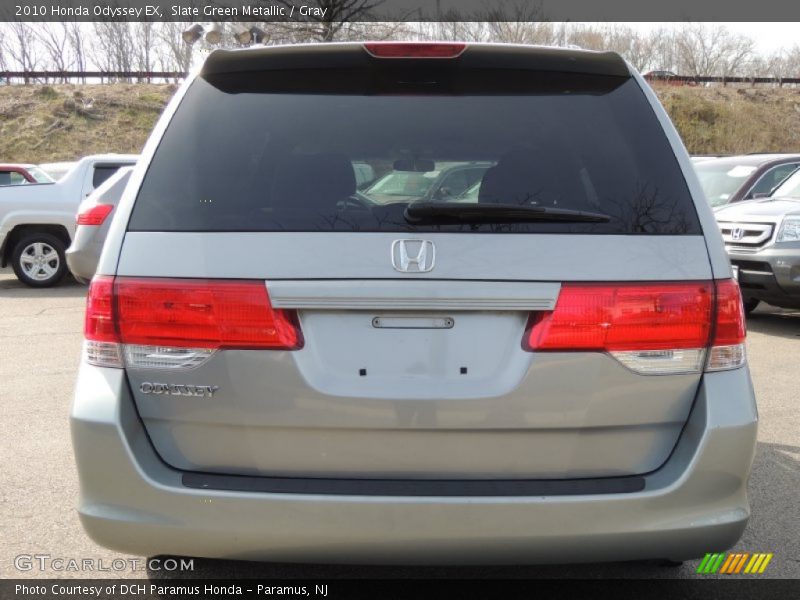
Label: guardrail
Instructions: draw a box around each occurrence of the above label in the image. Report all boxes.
[1,71,800,86]
[644,75,800,86]
[0,71,188,83]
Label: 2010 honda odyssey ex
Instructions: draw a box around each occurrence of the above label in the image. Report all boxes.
[71,42,757,565]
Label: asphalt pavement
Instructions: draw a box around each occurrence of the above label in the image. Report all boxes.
[0,268,797,581]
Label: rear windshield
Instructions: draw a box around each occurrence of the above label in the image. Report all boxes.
[129,68,700,234]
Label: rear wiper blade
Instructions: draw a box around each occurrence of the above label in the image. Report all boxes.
[404,202,611,224]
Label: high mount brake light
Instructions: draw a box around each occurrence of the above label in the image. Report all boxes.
[363,42,467,59]
[523,280,746,374]
[77,204,114,226]
[84,277,303,369]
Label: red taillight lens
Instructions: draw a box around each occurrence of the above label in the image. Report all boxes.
[363,42,467,59]
[77,204,114,225]
[85,275,118,342]
[114,278,303,350]
[525,282,714,352]
[84,277,302,352]
[712,279,746,345]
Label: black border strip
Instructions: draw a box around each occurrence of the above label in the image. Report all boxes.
[6,1,800,22]
[182,471,645,496]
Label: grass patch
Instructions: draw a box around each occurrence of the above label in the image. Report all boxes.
[2,83,800,163]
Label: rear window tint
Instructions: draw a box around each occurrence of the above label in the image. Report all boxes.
[93,165,125,189]
[129,69,700,235]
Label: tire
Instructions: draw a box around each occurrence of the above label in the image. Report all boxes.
[743,298,760,315]
[11,232,68,288]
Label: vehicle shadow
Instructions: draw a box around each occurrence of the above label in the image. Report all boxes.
[0,271,87,299]
[144,442,799,581]
[747,305,800,340]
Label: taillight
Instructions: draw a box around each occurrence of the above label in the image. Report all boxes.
[84,276,122,367]
[83,277,303,369]
[706,278,747,371]
[525,282,714,352]
[363,42,467,59]
[524,280,746,374]
[77,204,114,225]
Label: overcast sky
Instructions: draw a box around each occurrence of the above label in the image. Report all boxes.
[606,22,799,54]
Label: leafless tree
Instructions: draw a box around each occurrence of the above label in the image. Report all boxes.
[156,22,195,76]
[480,1,552,44]
[484,21,555,45]
[647,27,680,73]
[414,19,489,43]
[65,22,87,83]
[674,24,755,78]
[411,0,552,45]
[0,26,6,75]
[2,21,41,82]
[564,24,607,50]
[596,24,662,72]
[330,21,408,41]
[91,22,135,81]
[267,0,387,42]
[37,22,71,82]
[131,22,157,80]
[782,46,800,79]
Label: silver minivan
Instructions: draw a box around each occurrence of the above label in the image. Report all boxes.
[72,42,756,565]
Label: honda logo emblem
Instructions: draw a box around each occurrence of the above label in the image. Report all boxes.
[391,240,435,273]
[731,227,745,241]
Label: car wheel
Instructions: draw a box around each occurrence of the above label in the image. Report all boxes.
[11,233,67,288]
[743,298,760,315]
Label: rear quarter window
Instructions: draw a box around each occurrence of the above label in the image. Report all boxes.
[93,165,128,189]
[129,68,701,235]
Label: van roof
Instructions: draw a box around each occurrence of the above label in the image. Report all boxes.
[201,42,631,78]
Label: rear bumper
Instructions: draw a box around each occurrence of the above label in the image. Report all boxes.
[71,364,758,564]
[729,246,800,308]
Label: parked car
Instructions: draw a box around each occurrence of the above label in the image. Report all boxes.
[694,154,800,209]
[642,70,697,86]
[0,163,54,186]
[72,42,754,566]
[362,161,493,203]
[39,161,78,182]
[66,167,133,284]
[0,154,137,286]
[716,168,800,313]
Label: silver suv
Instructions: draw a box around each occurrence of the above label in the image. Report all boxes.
[72,42,756,565]
[715,168,800,313]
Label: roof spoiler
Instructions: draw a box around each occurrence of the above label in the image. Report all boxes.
[201,42,631,78]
